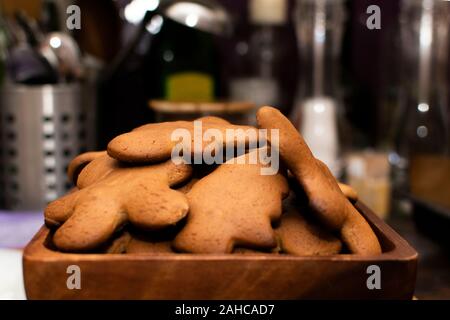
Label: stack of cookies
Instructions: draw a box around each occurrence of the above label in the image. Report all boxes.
[44,107,381,256]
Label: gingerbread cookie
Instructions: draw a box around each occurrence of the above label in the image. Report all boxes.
[257,106,381,255]
[176,178,199,194]
[288,170,358,202]
[105,229,175,254]
[233,248,276,255]
[45,153,192,251]
[127,237,173,254]
[67,151,106,185]
[173,148,289,253]
[175,163,220,194]
[105,232,132,254]
[127,227,176,254]
[315,160,359,202]
[275,207,342,256]
[107,117,258,163]
[337,182,358,202]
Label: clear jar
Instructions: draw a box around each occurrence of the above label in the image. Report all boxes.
[291,0,346,177]
[391,0,450,211]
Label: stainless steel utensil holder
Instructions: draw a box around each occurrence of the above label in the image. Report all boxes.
[0,84,89,210]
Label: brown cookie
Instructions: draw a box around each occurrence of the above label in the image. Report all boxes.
[232,248,276,255]
[337,182,358,203]
[107,116,258,163]
[175,163,219,194]
[126,237,173,254]
[257,106,381,255]
[288,170,358,202]
[126,227,176,254]
[275,208,342,256]
[173,148,289,253]
[176,178,199,194]
[104,228,175,254]
[45,153,192,251]
[105,232,132,254]
[67,151,106,185]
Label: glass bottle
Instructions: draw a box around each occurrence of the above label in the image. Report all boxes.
[146,17,219,102]
[391,0,449,209]
[229,0,296,119]
[291,0,346,177]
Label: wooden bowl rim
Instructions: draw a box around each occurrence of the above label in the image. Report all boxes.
[23,201,418,263]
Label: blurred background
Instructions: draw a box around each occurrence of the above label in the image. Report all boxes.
[0,0,449,299]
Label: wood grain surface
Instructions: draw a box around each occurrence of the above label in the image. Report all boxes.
[23,202,417,299]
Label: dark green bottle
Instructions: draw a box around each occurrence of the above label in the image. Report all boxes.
[144,17,219,102]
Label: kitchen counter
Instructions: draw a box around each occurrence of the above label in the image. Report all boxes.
[0,211,449,299]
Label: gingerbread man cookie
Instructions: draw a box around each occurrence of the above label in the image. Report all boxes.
[337,182,358,203]
[173,148,289,253]
[107,117,258,163]
[45,153,192,251]
[315,160,358,202]
[67,151,106,185]
[257,106,381,255]
[275,206,342,256]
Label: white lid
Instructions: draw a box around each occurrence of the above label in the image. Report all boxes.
[249,0,287,25]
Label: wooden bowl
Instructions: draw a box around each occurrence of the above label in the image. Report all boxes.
[23,202,417,299]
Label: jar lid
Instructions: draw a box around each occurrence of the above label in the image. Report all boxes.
[149,100,256,114]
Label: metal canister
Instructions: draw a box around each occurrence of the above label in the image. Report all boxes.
[0,84,88,210]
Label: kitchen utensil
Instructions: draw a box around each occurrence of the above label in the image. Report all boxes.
[0,84,88,210]
[6,12,58,84]
[40,0,60,33]
[74,0,122,63]
[6,43,58,84]
[40,32,83,81]
[14,10,42,48]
